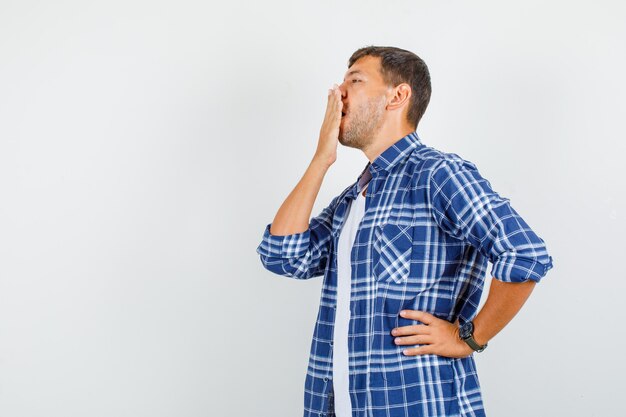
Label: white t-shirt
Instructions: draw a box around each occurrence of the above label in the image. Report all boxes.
[333,185,367,417]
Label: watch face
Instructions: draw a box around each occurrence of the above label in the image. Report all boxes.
[459,321,474,339]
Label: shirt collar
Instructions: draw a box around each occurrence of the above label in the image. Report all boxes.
[346,131,423,199]
[369,130,423,174]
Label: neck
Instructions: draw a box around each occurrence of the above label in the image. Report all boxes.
[362,121,415,163]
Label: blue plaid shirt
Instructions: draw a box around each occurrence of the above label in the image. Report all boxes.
[256,131,553,417]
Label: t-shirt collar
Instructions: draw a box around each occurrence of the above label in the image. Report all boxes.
[347,131,424,199]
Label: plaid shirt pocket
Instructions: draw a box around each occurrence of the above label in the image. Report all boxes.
[374,222,414,284]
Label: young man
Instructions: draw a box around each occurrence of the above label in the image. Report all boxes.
[256,46,553,417]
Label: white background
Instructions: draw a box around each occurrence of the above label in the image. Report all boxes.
[1,1,624,416]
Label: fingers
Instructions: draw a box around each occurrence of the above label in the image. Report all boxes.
[323,85,342,129]
[391,323,431,349]
[325,84,341,114]
[399,309,436,324]
[402,345,433,356]
[318,83,343,149]
[394,334,433,346]
[391,310,437,356]
[392,311,472,358]
[391,324,430,337]
[329,84,342,104]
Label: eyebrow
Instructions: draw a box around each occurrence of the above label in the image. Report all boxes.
[343,70,364,81]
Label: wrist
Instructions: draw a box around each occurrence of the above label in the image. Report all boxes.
[471,317,491,347]
[311,154,334,170]
[459,321,488,353]
[472,325,489,347]
[454,327,474,355]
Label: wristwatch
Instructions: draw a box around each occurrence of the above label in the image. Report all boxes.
[459,321,488,352]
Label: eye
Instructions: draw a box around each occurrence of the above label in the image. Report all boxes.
[351,79,361,83]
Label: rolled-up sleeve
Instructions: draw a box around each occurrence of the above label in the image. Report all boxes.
[256,194,341,279]
[429,158,554,283]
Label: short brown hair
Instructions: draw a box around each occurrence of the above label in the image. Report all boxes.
[348,46,431,128]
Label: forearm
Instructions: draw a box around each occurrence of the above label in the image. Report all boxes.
[472,278,537,346]
[268,84,343,237]
[269,157,331,236]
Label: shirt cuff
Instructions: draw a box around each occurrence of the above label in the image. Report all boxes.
[255,223,311,259]
[491,254,554,283]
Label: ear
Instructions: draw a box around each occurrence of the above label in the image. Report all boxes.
[386,83,412,111]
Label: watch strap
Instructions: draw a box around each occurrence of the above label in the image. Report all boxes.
[463,335,487,352]
[460,321,488,352]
